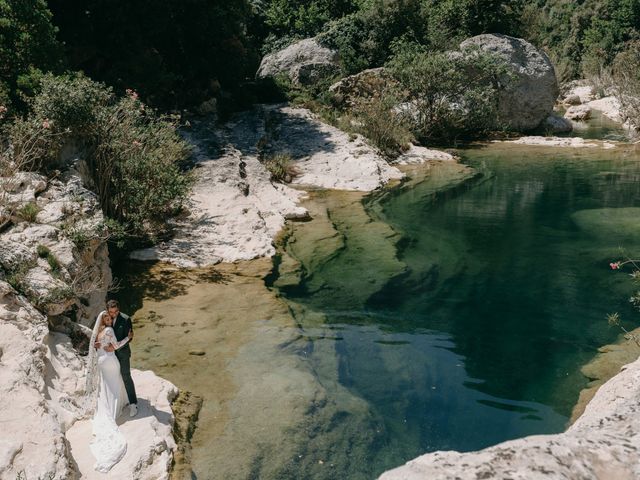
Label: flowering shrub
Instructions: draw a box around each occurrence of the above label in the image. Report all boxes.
[7,73,192,241]
[607,257,640,347]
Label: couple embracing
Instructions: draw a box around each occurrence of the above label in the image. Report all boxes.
[85,299,138,473]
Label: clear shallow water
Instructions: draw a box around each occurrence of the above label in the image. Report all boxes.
[275,144,640,477]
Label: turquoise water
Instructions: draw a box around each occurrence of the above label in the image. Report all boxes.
[274,144,640,477]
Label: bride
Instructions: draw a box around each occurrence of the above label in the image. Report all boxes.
[85,310,133,472]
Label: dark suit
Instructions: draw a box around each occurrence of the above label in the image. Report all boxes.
[113,312,137,405]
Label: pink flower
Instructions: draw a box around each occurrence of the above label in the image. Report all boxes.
[42,119,51,129]
[610,262,621,270]
[125,88,139,100]
[132,140,142,148]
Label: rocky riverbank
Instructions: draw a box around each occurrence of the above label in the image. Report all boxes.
[0,171,179,479]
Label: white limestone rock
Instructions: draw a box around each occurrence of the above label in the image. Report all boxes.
[394,144,457,165]
[131,105,404,266]
[587,96,624,123]
[0,172,47,208]
[500,136,617,148]
[0,283,71,480]
[66,369,178,480]
[460,34,559,131]
[257,38,340,86]
[565,104,592,121]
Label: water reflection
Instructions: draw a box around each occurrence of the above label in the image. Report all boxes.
[277,145,640,475]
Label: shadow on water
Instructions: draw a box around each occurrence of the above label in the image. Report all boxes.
[112,261,231,313]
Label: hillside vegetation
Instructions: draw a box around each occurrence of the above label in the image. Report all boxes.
[0,0,639,244]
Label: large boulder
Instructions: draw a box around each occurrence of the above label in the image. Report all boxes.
[460,34,559,131]
[329,67,397,109]
[256,38,340,86]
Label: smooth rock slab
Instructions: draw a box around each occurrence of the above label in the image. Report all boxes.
[66,369,178,480]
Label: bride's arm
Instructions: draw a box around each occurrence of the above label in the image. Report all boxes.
[105,328,130,350]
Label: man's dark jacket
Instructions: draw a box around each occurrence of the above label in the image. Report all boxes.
[112,312,132,358]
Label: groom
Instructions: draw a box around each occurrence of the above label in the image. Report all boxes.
[104,299,138,417]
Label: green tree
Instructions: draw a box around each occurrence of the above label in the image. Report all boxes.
[387,41,510,143]
[47,0,258,108]
[0,0,63,110]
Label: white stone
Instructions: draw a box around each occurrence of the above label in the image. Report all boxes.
[66,369,178,480]
[499,136,618,148]
[257,38,340,86]
[460,34,558,131]
[564,104,592,121]
[587,96,624,123]
[131,105,411,267]
[394,144,457,165]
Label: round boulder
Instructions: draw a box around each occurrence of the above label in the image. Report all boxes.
[544,114,573,133]
[257,38,340,87]
[564,105,592,121]
[329,68,398,109]
[460,34,559,131]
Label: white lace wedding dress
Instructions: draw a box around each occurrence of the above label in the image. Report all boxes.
[89,326,130,473]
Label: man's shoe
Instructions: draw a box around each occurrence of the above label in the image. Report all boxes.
[129,404,138,417]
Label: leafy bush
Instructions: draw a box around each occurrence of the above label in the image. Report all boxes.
[263,153,299,183]
[351,89,413,158]
[17,202,40,222]
[612,41,640,131]
[263,0,358,38]
[386,42,511,144]
[520,0,640,82]
[9,74,193,239]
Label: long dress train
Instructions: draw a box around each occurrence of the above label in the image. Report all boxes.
[89,327,130,473]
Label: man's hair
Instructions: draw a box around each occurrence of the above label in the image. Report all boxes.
[106,299,120,309]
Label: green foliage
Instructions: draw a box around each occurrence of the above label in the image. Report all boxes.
[521,0,640,81]
[17,202,40,222]
[263,153,299,182]
[0,0,63,111]
[10,74,193,239]
[47,0,258,108]
[263,0,359,38]
[36,244,60,273]
[320,1,427,74]
[387,42,511,143]
[4,259,35,294]
[320,0,523,75]
[351,89,414,158]
[612,41,640,131]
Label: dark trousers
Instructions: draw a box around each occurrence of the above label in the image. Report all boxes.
[117,353,138,405]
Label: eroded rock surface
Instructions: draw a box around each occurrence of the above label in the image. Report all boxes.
[130,105,403,266]
[0,172,111,323]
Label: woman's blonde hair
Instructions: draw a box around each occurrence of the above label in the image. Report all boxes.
[98,312,109,334]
